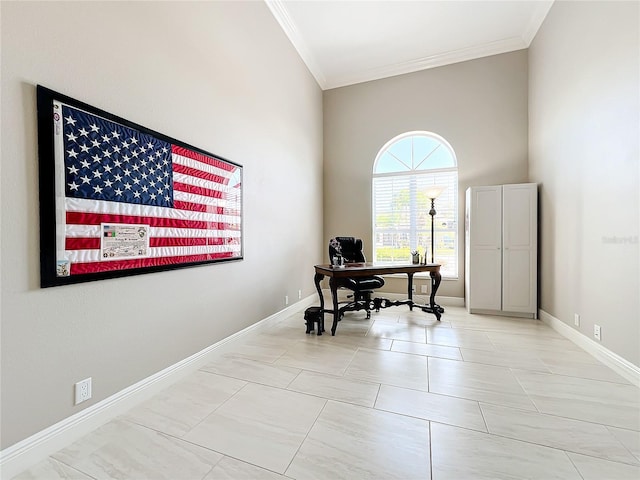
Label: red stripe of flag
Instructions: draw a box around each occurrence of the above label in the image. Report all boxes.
[172,145,237,172]
[66,238,100,250]
[173,164,229,186]
[70,251,235,275]
[149,237,231,247]
[173,200,225,214]
[66,211,210,230]
[174,181,225,200]
[65,237,235,250]
[154,237,201,247]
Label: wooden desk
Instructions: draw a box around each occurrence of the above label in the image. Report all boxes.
[313,263,443,336]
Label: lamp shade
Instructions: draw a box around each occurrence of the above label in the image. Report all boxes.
[425,185,446,199]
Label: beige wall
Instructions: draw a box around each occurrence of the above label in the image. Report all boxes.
[323,51,529,297]
[529,1,639,366]
[0,1,323,449]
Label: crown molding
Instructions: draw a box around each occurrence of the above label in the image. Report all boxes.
[522,0,555,45]
[325,36,528,90]
[265,0,554,91]
[265,0,327,89]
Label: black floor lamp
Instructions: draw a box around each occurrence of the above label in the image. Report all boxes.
[424,185,446,316]
[424,185,446,264]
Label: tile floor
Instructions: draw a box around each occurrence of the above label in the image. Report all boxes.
[13,306,640,479]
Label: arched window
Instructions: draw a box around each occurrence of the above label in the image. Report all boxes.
[372,131,458,278]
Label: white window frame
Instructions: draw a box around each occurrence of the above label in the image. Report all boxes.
[372,131,459,279]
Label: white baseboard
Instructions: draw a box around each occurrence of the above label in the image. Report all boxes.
[539,309,640,387]
[0,295,317,479]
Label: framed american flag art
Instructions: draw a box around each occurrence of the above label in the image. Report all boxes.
[36,86,243,287]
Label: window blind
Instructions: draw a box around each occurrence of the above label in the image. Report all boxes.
[373,169,458,277]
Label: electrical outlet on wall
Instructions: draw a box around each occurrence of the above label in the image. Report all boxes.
[285,295,289,306]
[75,377,92,405]
[574,314,580,327]
[298,289,302,300]
[594,324,601,341]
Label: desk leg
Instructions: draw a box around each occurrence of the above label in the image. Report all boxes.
[407,272,414,311]
[430,271,442,321]
[313,273,326,334]
[329,277,340,336]
[314,273,324,311]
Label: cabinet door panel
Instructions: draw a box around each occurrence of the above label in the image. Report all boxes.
[503,248,534,311]
[469,247,502,310]
[474,188,502,247]
[503,186,534,249]
[467,186,502,311]
[502,184,537,314]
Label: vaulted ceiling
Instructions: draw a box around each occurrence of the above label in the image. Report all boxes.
[266,0,554,90]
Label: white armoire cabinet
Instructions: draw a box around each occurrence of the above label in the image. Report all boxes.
[465,183,538,318]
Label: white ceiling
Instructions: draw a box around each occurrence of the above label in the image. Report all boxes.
[266,0,554,90]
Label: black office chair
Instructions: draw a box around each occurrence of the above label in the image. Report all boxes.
[328,237,385,319]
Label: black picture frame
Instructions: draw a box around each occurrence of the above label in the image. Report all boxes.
[37,85,243,287]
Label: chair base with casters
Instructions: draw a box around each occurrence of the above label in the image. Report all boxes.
[337,290,375,320]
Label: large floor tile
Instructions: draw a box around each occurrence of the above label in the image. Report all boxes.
[428,357,537,410]
[183,383,325,474]
[431,422,582,480]
[567,452,640,480]
[274,341,357,375]
[321,332,393,351]
[396,309,451,327]
[203,456,289,479]
[200,354,301,388]
[123,371,246,436]
[540,352,632,384]
[52,419,223,480]
[364,311,401,324]
[11,458,93,480]
[487,331,583,353]
[514,370,640,430]
[391,339,462,360]
[286,400,430,479]
[219,340,289,364]
[287,370,380,407]
[367,321,426,342]
[263,323,318,341]
[545,362,631,384]
[323,317,373,336]
[427,327,495,351]
[534,345,608,365]
[481,403,639,464]
[448,314,554,335]
[608,426,640,462]
[459,347,551,372]
[375,384,487,432]
[344,348,429,391]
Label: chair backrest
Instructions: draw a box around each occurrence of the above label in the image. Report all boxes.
[329,237,366,263]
